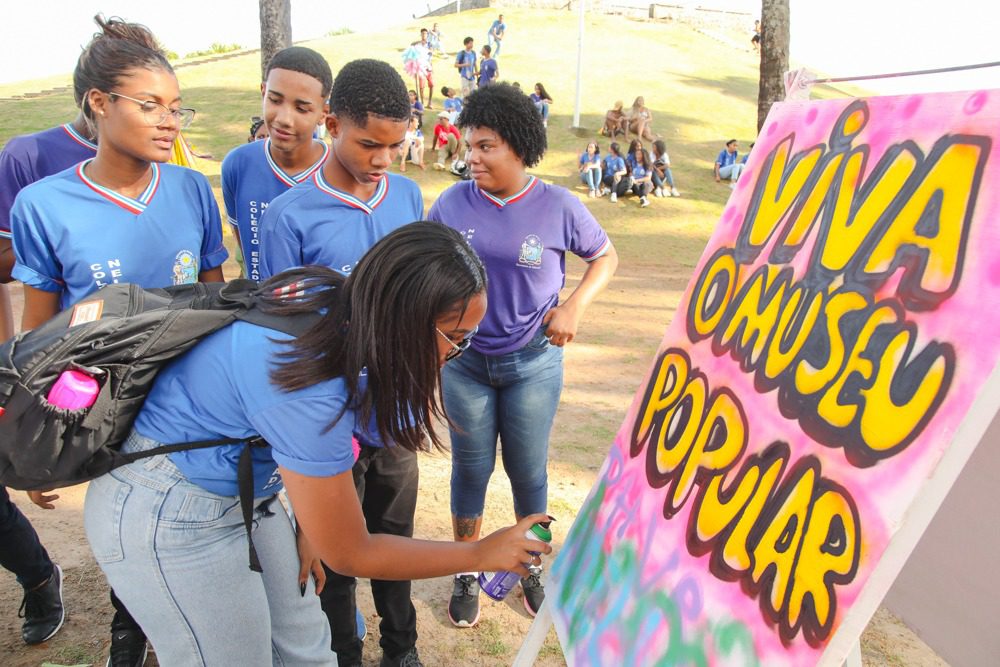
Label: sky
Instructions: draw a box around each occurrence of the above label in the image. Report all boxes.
[1,0,998,95]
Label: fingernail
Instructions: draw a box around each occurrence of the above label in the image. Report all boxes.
[300,582,306,597]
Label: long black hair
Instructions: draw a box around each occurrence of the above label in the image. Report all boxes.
[258,222,487,452]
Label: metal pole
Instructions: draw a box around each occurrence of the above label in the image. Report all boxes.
[572,0,584,128]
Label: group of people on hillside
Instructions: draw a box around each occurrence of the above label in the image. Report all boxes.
[0,14,617,667]
[578,138,680,206]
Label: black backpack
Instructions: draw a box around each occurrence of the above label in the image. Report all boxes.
[0,279,319,571]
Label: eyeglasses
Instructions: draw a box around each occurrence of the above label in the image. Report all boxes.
[107,92,196,129]
[436,326,477,362]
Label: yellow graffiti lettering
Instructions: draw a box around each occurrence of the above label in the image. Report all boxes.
[786,487,858,633]
[858,328,951,453]
[695,451,786,572]
[816,305,898,428]
[670,390,747,510]
[864,140,986,299]
[655,375,706,475]
[719,265,787,366]
[763,285,824,382]
[691,251,738,338]
[751,467,815,614]
[819,149,918,273]
[632,351,689,454]
[745,137,824,249]
[793,290,866,395]
[779,153,845,250]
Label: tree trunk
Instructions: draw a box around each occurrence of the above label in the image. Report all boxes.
[260,0,292,81]
[757,0,790,132]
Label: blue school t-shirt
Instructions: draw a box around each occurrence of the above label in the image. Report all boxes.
[716,148,739,168]
[11,160,228,309]
[428,177,611,355]
[221,138,328,281]
[0,124,97,236]
[603,155,626,176]
[579,152,601,170]
[479,58,498,87]
[258,170,423,278]
[627,154,651,180]
[133,321,356,497]
[443,97,463,117]
[455,50,477,80]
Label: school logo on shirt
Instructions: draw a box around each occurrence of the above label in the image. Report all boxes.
[518,235,543,268]
[172,250,198,285]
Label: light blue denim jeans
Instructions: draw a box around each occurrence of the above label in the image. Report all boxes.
[534,99,550,121]
[84,431,335,666]
[443,327,563,518]
[580,167,603,191]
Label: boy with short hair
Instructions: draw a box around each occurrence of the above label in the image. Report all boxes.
[454,37,477,98]
[478,45,498,88]
[441,86,463,123]
[258,58,424,667]
[221,46,332,281]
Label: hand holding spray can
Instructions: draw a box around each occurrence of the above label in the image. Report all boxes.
[479,519,553,601]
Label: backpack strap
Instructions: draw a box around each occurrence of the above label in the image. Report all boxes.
[237,308,322,338]
[120,435,271,572]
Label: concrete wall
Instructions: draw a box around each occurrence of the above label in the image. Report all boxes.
[884,412,1000,666]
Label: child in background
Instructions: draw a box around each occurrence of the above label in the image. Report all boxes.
[400,114,425,172]
[626,139,654,208]
[530,83,553,128]
[248,116,268,142]
[602,141,630,203]
[478,45,498,88]
[408,89,425,128]
[441,86,463,123]
[578,141,603,198]
[651,139,680,198]
[432,111,462,169]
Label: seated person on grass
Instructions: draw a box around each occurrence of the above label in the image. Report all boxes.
[432,111,462,169]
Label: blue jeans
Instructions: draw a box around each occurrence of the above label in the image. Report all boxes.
[488,34,502,57]
[443,328,563,518]
[534,100,550,121]
[84,431,335,666]
[580,168,602,191]
[652,167,675,189]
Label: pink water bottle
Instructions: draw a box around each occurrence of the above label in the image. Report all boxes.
[46,369,100,410]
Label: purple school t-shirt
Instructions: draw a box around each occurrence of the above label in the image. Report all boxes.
[428,177,611,355]
[0,124,97,236]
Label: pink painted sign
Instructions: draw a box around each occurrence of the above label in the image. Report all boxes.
[548,90,1000,666]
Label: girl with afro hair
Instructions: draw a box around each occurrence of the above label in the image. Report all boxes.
[428,82,618,626]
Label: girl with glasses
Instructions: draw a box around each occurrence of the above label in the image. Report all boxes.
[9,16,228,664]
[427,83,618,626]
[10,14,227,332]
[82,222,549,665]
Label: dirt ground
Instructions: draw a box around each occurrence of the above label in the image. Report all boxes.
[0,248,952,667]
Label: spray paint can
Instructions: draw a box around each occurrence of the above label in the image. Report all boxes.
[479,520,553,601]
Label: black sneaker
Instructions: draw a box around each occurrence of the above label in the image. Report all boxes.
[106,627,149,667]
[521,570,545,617]
[447,574,480,628]
[380,646,424,667]
[19,563,65,645]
